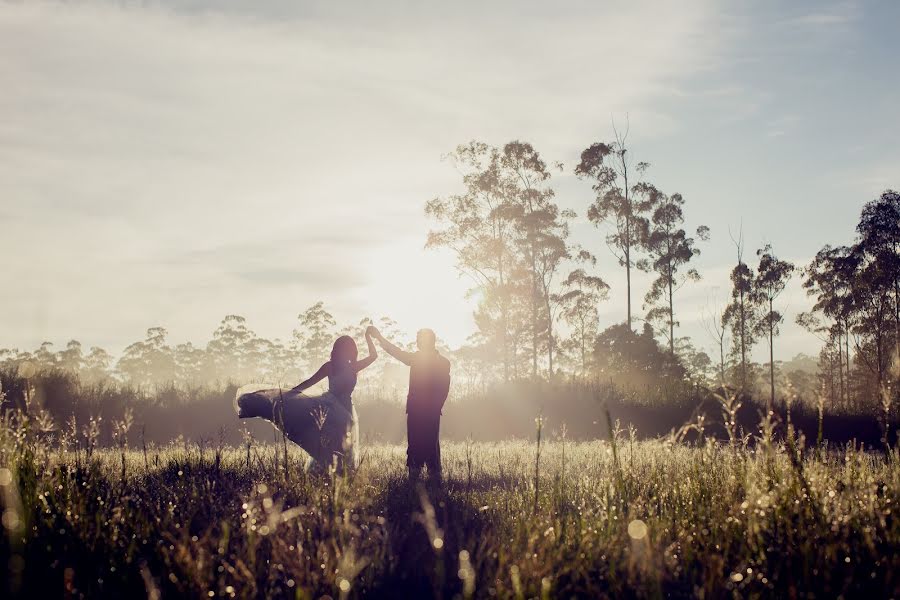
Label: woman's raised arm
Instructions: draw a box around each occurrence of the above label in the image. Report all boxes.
[292,362,330,393]
[354,331,378,373]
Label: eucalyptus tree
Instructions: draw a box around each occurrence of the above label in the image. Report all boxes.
[293,302,337,375]
[701,294,730,385]
[753,245,795,411]
[856,190,900,379]
[502,141,569,377]
[207,315,263,382]
[798,244,857,406]
[117,327,177,387]
[574,127,653,330]
[83,346,113,383]
[801,191,899,408]
[426,141,519,380]
[723,232,758,391]
[638,186,709,355]
[174,342,207,383]
[558,251,609,374]
[57,340,85,374]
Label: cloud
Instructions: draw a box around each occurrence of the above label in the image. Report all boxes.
[0,0,732,351]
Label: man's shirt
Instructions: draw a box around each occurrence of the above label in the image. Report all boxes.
[397,350,451,415]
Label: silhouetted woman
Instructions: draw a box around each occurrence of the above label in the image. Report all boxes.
[235,331,377,470]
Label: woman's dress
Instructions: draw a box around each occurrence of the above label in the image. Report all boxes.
[235,367,360,470]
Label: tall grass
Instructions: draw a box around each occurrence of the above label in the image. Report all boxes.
[2,401,898,598]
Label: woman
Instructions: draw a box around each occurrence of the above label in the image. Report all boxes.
[236,329,377,470]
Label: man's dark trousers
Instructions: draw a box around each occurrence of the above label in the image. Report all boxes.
[407,410,441,474]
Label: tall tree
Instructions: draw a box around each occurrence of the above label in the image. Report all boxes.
[174,342,207,383]
[575,126,653,330]
[722,233,758,391]
[701,294,730,385]
[503,141,568,377]
[802,191,899,412]
[207,315,261,382]
[293,302,337,375]
[638,186,709,355]
[799,245,857,407]
[57,340,85,373]
[426,141,519,381]
[117,327,176,387]
[856,190,900,383]
[83,346,113,383]
[752,245,794,411]
[558,252,609,374]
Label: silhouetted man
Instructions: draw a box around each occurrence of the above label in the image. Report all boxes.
[368,326,450,481]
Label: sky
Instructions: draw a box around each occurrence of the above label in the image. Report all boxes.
[1,0,898,363]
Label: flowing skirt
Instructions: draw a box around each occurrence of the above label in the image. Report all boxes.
[235,385,359,470]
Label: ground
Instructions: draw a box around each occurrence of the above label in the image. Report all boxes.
[2,434,899,598]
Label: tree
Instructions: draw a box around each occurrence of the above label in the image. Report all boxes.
[855,190,900,387]
[57,340,85,373]
[117,327,176,387]
[799,245,856,406]
[293,302,337,374]
[752,245,794,411]
[675,337,713,387]
[33,342,57,370]
[426,141,519,380]
[802,191,899,413]
[503,141,571,376]
[83,346,113,383]
[207,315,260,382]
[575,125,653,330]
[592,322,686,391]
[558,253,609,374]
[723,231,758,391]
[702,293,730,385]
[174,342,207,384]
[638,187,709,354]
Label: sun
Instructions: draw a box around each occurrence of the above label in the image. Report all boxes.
[356,236,473,348]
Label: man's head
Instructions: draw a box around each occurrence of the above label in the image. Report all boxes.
[416,328,437,352]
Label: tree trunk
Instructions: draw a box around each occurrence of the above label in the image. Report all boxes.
[499,256,510,383]
[545,296,554,378]
[769,298,775,412]
[625,244,632,330]
[845,329,852,407]
[719,335,726,384]
[581,331,586,374]
[837,333,845,407]
[668,272,675,355]
[531,247,538,379]
[739,287,747,391]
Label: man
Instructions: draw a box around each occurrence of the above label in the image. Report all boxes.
[367,326,450,481]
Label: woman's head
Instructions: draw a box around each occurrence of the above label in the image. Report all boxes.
[331,335,358,365]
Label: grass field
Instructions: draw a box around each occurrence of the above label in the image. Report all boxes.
[2,421,899,599]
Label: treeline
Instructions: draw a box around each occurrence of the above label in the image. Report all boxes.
[0,306,421,396]
[425,134,898,417]
[0,137,896,424]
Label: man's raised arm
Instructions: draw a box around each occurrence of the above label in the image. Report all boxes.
[368,326,414,366]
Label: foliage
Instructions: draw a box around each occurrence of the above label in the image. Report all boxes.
[637,187,709,354]
[427,141,573,380]
[800,190,900,417]
[574,129,654,330]
[753,245,795,410]
[592,323,687,390]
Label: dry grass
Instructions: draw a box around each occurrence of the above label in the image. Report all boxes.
[1,408,899,598]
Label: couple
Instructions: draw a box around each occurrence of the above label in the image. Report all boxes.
[236,326,451,479]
